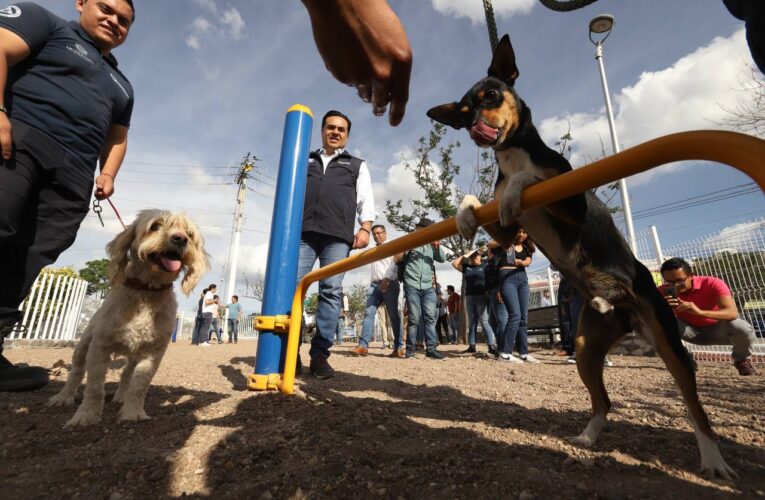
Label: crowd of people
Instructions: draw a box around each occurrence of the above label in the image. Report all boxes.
[190,284,245,347]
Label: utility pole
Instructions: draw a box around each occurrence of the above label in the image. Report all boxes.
[223,154,254,338]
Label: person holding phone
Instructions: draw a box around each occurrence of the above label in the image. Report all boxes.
[659,257,757,376]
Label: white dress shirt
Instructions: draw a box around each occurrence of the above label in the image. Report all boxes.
[370,255,397,282]
[318,148,377,224]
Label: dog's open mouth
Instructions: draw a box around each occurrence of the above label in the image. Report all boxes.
[152,251,183,273]
[469,120,499,146]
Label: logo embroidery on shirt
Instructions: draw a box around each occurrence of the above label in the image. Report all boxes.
[66,43,94,64]
[110,73,130,99]
[0,5,21,17]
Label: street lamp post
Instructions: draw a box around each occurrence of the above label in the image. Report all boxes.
[589,14,637,255]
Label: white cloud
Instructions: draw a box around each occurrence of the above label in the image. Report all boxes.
[185,6,246,50]
[538,28,755,185]
[430,0,535,23]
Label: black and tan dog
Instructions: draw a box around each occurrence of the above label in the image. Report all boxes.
[427,34,736,479]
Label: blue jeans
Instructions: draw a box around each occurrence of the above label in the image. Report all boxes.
[296,234,351,359]
[488,287,508,349]
[466,294,496,346]
[360,280,402,348]
[192,312,212,345]
[210,318,221,342]
[403,285,438,352]
[227,319,238,342]
[449,315,459,343]
[500,269,529,356]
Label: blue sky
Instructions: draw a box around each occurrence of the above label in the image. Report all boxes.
[31,0,764,313]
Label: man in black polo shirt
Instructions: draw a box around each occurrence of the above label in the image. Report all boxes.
[0,0,135,391]
[297,110,376,379]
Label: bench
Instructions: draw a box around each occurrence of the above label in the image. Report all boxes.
[526,305,560,344]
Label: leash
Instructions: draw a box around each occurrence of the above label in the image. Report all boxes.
[92,198,127,230]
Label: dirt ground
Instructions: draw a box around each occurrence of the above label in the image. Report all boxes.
[1,341,764,499]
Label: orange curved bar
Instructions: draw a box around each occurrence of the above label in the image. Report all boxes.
[279,130,765,394]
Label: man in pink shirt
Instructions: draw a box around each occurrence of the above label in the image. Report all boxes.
[660,258,756,376]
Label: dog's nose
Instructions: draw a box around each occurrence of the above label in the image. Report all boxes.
[171,233,188,246]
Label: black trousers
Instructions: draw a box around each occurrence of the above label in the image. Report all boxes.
[0,121,93,347]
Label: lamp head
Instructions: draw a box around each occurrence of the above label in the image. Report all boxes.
[589,14,615,44]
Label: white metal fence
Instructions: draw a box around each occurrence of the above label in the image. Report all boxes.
[7,271,89,341]
[172,311,258,342]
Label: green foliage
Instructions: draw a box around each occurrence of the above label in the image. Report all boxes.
[304,293,319,314]
[79,258,111,297]
[384,122,497,258]
[346,284,368,319]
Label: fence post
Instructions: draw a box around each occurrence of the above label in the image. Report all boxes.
[650,225,664,270]
[546,266,557,306]
[250,104,313,391]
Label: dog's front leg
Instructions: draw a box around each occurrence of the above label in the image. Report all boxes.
[112,357,137,404]
[456,194,482,240]
[499,171,540,227]
[66,341,111,426]
[118,348,166,422]
[48,329,92,407]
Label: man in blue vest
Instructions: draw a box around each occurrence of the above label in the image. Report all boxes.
[0,0,135,392]
[297,110,376,379]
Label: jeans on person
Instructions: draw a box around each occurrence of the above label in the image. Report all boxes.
[403,285,438,352]
[193,312,213,345]
[466,294,496,347]
[677,317,755,361]
[487,287,508,350]
[209,318,221,342]
[360,280,402,349]
[449,315,459,343]
[227,319,238,342]
[296,233,351,359]
[500,269,530,356]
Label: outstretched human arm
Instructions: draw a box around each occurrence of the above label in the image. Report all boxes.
[0,28,30,160]
[95,124,128,200]
[301,0,412,126]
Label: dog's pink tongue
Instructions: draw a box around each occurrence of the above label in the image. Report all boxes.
[469,121,498,145]
[161,257,182,273]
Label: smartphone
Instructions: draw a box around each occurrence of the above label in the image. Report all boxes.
[663,285,677,299]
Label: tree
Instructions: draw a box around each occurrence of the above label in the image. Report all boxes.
[79,259,110,297]
[304,293,319,314]
[346,284,368,320]
[691,250,765,308]
[242,271,265,302]
[717,65,765,138]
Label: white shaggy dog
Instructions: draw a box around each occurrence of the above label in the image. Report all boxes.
[49,210,208,426]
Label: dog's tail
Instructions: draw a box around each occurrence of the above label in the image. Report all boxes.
[632,260,695,373]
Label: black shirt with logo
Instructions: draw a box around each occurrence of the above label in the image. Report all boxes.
[0,2,134,172]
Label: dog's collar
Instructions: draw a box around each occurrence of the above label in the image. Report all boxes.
[123,277,173,292]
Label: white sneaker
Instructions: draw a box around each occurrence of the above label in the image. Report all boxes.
[499,352,522,363]
[566,355,576,364]
[201,342,211,347]
[605,357,614,367]
[520,354,540,364]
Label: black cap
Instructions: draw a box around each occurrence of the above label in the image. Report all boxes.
[416,217,435,228]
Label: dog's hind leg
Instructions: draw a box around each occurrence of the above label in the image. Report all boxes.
[48,329,93,407]
[112,357,137,404]
[568,305,619,447]
[119,347,167,422]
[635,299,737,479]
[66,340,111,426]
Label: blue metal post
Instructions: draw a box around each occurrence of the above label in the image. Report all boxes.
[253,105,313,378]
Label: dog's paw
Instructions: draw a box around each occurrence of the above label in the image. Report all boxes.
[65,408,102,427]
[456,195,481,240]
[566,434,594,448]
[500,172,539,225]
[119,407,151,422]
[589,297,614,314]
[698,440,738,480]
[48,392,75,407]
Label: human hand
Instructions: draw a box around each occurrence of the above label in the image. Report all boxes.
[94,173,115,200]
[302,0,412,126]
[0,112,12,160]
[353,228,370,249]
[673,298,702,316]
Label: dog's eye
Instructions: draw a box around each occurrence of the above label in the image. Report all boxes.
[150,222,162,232]
[485,89,499,101]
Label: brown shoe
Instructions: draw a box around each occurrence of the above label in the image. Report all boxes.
[553,350,569,356]
[734,358,756,376]
[353,346,369,356]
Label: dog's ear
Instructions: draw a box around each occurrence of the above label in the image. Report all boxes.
[487,34,519,86]
[180,233,210,296]
[106,221,138,283]
[426,102,464,129]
